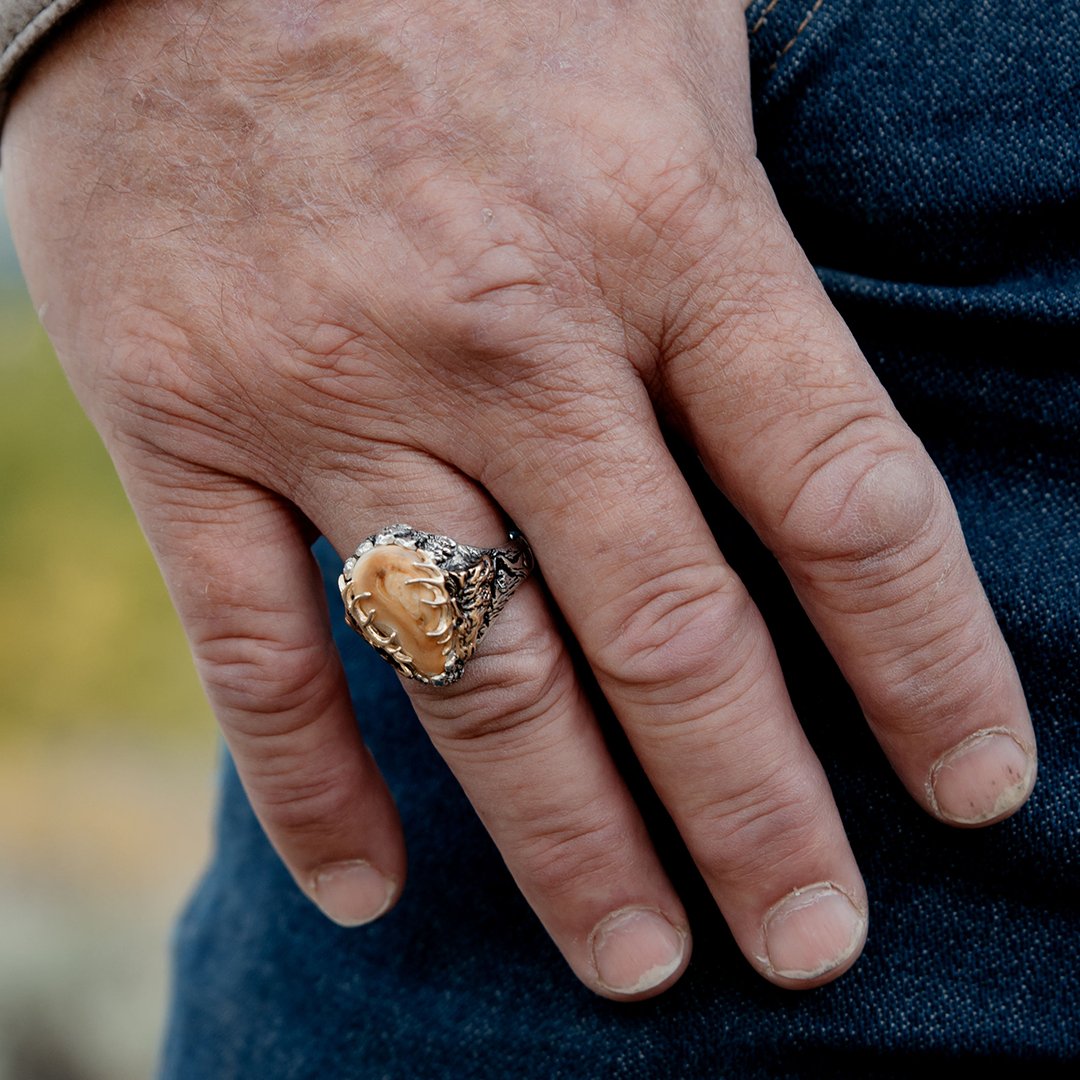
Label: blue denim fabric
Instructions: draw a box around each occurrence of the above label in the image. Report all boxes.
[161,2,1080,1075]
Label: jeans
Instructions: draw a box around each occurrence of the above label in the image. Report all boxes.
[160,2,1080,1075]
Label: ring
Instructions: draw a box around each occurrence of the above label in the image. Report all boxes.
[339,523,534,686]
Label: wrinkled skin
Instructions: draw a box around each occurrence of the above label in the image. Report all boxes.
[3,0,1034,999]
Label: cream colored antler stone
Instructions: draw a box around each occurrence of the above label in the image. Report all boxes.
[345,544,455,680]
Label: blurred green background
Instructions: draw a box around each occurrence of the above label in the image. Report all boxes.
[0,184,216,1079]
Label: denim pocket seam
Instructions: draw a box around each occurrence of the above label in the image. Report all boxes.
[749,0,783,38]
[767,0,828,73]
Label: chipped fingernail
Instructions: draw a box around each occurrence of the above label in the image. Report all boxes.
[590,907,687,995]
[929,727,1036,825]
[311,860,396,926]
[762,882,866,982]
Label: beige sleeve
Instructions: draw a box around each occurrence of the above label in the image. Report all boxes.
[1,0,88,117]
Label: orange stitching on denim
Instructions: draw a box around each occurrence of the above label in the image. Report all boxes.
[750,0,782,36]
[769,0,826,71]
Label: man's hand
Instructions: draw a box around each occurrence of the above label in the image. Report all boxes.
[3,0,1035,998]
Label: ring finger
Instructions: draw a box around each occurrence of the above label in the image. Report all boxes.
[308,459,693,1000]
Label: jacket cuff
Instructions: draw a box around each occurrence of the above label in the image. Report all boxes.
[1,0,88,122]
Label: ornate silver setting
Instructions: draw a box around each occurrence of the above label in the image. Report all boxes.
[339,523,534,686]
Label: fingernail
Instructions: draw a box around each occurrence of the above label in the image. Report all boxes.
[929,728,1035,825]
[762,882,865,981]
[589,907,687,995]
[311,860,396,926]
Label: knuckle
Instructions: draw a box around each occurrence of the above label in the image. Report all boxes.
[863,615,1008,736]
[687,768,832,889]
[383,181,587,361]
[775,421,946,566]
[196,631,336,731]
[589,121,727,242]
[418,620,571,747]
[97,305,276,481]
[516,805,631,902]
[250,754,360,842]
[423,258,558,359]
[474,375,643,498]
[363,175,621,378]
[96,314,206,442]
[589,563,754,700]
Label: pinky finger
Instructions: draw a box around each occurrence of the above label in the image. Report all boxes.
[136,467,406,928]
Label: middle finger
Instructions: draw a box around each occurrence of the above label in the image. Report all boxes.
[459,349,869,988]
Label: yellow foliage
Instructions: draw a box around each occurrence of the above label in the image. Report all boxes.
[0,290,213,744]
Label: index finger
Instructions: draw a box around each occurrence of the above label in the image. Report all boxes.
[659,188,1036,827]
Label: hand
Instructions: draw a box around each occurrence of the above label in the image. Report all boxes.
[3,0,1035,999]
